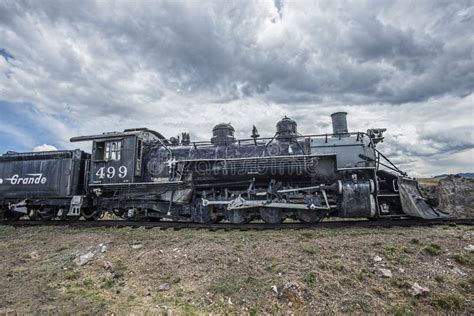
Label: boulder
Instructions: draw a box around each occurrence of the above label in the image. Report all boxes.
[74,251,95,266]
[464,245,474,252]
[102,260,113,270]
[271,285,278,294]
[378,268,392,278]
[408,282,430,297]
[158,283,171,291]
[452,267,467,276]
[419,176,474,218]
[99,243,108,253]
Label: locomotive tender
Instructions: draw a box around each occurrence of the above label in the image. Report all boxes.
[0,112,443,223]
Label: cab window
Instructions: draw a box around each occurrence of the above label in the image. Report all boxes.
[95,140,122,161]
[135,139,143,175]
[106,141,121,161]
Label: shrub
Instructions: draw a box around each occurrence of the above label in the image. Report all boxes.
[434,293,465,311]
[424,243,441,255]
[209,278,241,296]
[64,270,80,280]
[301,244,317,254]
[303,272,317,285]
[452,254,473,266]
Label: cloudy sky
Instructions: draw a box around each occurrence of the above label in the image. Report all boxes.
[0,0,473,176]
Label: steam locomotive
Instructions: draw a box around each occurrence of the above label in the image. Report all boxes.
[0,112,443,223]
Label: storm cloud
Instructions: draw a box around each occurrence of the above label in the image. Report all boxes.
[0,0,472,176]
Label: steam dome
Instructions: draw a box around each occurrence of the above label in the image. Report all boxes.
[211,123,236,145]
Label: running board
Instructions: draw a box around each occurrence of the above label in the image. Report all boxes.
[397,177,447,219]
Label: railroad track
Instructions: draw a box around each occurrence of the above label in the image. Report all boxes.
[2,217,473,230]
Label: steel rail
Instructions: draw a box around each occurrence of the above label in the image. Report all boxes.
[1,218,473,230]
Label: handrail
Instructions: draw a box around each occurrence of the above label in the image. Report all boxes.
[175,131,373,148]
[375,149,407,176]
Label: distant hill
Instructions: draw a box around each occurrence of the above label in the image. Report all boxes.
[434,173,474,179]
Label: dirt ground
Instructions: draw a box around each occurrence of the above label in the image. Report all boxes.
[0,224,472,315]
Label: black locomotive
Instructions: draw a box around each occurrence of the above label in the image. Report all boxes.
[0,112,443,223]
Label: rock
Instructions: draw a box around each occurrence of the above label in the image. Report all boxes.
[464,244,474,252]
[99,243,108,253]
[278,282,304,306]
[419,175,474,218]
[102,260,113,270]
[171,277,181,284]
[452,266,467,276]
[158,283,171,291]
[271,285,278,294]
[73,251,95,266]
[408,282,430,297]
[131,244,143,250]
[28,251,40,260]
[373,255,383,262]
[379,268,392,278]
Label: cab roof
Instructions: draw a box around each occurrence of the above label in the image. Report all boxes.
[70,128,166,143]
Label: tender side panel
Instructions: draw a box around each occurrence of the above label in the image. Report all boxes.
[0,150,88,199]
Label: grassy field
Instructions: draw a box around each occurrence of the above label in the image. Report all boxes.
[0,224,472,315]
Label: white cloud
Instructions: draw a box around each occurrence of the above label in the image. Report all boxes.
[0,0,472,176]
[33,144,58,152]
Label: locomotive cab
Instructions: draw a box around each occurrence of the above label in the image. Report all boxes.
[90,135,135,184]
[71,128,166,185]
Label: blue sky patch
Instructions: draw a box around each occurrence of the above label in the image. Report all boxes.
[0,100,61,153]
[0,48,14,62]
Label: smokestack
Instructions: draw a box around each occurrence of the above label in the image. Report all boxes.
[331,112,348,134]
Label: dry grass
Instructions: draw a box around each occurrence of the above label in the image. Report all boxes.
[0,224,473,314]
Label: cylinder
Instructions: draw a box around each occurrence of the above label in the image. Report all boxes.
[338,180,376,218]
[331,112,348,134]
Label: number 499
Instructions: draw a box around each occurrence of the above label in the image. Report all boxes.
[96,166,127,179]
